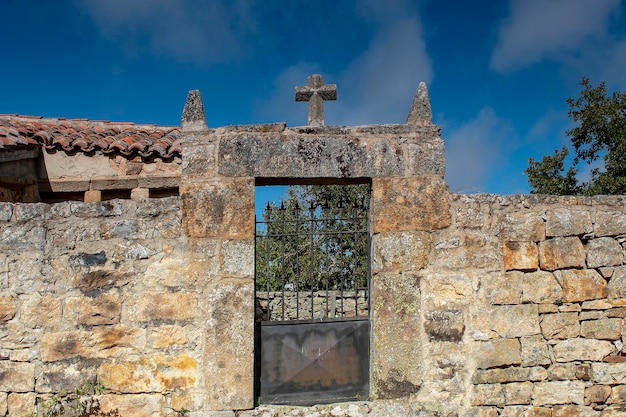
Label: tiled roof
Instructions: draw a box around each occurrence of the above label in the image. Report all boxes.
[0,115,182,159]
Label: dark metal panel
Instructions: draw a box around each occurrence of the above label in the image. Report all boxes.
[259,319,369,405]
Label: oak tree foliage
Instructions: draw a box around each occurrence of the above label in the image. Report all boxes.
[526,78,626,195]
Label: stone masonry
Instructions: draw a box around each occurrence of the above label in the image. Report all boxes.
[0,84,625,417]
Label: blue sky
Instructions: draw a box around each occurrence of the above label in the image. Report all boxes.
[2,0,625,196]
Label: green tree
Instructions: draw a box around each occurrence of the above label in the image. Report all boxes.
[526,78,626,195]
[255,184,370,293]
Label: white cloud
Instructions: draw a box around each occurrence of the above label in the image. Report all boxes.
[491,0,621,72]
[444,108,517,193]
[76,0,256,65]
[255,2,432,126]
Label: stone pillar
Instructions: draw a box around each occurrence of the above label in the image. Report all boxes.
[180,90,255,410]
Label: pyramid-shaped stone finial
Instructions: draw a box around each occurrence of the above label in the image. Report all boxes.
[406,82,432,126]
[181,90,208,132]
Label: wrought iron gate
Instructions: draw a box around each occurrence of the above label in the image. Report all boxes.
[255,190,370,405]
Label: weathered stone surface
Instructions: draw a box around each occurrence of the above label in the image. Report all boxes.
[372,271,421,399]
[97,393,163,417]
[471,384,504,406]
[424,309,465,342]
[20,294,61,328]
[8,392,35,417]
[522,271,564,304]
[539,237,586,271]
[0,296,16,322]
[529,367,548,382]
[99,353,198,393]
[432,231,500,270]
[595,210,626,236]
[372,231,431,272]
[581,318,622,340]
[504,382,533,405]
[112,241,154,261]
[465,407,499,417]
[532,381,585,405]
[406,82,432,126]
[476,339,521,369]
[521,337,550,367]
[547,363,577,381]
[181,179,254,239]
[75,268,131,296]
[609,266,626,298]
[221,239,254,277]
[371,177,451,233]
[586,237,623,268]
[181,90,209,131]
[183,142,216,179]
[473,367,530,384]
[482,271,523,305]
[406,139,446,177]
[609,385,626,404]
[0,361,35,392]
[554,269,608,302]
[149,325,188,349]
[496,211,545,242]
[553,338,615,362]
[0,393,6,417]
[552,405,600,417]
[586,385,612,405]
[592,363,626,384]
[471,304,540,339]
[35,362,97,393]
[500,406,551,417]
[422,271,475,309]
[204,279,254,410]
[545,207,592,237]
[501,241,538,271]
[126,292,198,323]
[64,293,121,325]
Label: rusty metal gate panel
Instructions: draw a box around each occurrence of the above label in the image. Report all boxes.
[259,318,369,405]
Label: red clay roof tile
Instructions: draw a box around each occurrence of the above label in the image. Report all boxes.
[0,115,181,159]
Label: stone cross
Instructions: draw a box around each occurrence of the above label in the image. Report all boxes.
[295,74,337,127]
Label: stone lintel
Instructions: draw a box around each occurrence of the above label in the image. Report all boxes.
[38,178,90,193]
[137,174,180,189]
[91,176,139,190]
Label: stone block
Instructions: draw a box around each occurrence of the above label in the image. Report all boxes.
[371,231,431,272]
[471,304,540,339]
[0,202,13,221]
[595,210,626,236]
[482,272,523,305]
[64,293,121,325]
[553,338,615,362]
[581,318,622,340]
[0,393,5,416]
[501,241,538,272]
[586,385,612,405]
[465,407,499,417]
[500,406,551,417]
[74,269,131,296]
[36,362,97,393]
[0,361,35,392]
[221,239,254,277]
[547,363,577,380]
[424,309,465,342]
[504,382,533,405]
[149,325,188,349]
[472,367,530,384]
[476,339,521,369]
[181,179,254,239]
[521,337,551,367]
[521,271,563,304]
[372,271,422,399]
[552,405,600,417]
[554,269,608,302]
[0,224,46,252]
[610,385,626,404]
[0,296,16,322]
[603,405,626,416]
[183,142,217,179]
[470,384,505,406]
[538,237,585,271]
[532,380,585,405]
[406,139,446,177]
[371,177,451,233]
[204,279,254,410]
[97,393,163,417]
[8,392,35,417]
[432,231,500,270]
[422,271,475,309]
[592,363,626,384]
[100,219,147,239]
[113,241,154,261]
[497,211,545,242]
[529,367,548,382]
[609,266,626,298]
[126,292,198,323]
[545,207,592,237]
[98,353,198,393]
[586,237,623,268]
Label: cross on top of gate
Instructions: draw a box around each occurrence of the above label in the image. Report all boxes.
[295,74,337,127]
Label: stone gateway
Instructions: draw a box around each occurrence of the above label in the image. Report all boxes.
[0,80,625,416]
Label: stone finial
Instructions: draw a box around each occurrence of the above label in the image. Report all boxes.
[295,74,337,127]
[406,82,432,126]
[181,90,208,132]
